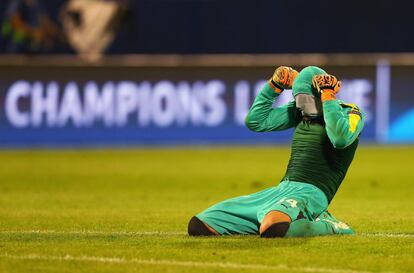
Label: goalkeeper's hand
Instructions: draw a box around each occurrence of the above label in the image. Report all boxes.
[270,66,299,93]
[312,74,342,102]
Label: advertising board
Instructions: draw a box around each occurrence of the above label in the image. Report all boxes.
[1,63,409,147]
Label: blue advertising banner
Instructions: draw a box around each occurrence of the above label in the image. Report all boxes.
[0,64,404,147]
[388,66,414,142]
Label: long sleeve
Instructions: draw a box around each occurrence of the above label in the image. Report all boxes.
[322,100,365,149]
[245,82,299,132]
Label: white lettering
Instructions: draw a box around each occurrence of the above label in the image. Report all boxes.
[84,81,115,127]
[137,81,151,127]
[31,82,58,127]
[116,81,137,127]
[5,81,30,128]
[190,81,205,126]
[234,81,250,126]
[204,80,226,126]
[152,81,176,127]
[57,82,83,127]
[175,82,192,126]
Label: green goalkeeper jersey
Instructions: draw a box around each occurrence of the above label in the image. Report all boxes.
[245,83,365,203]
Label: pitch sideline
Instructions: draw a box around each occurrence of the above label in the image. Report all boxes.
[0,253,396,273]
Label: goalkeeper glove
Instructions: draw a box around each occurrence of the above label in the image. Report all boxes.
[312,74,342,102]
[269,66,299,93]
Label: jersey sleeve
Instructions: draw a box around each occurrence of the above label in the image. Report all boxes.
[322,100,365,149]
[244,82,299,132]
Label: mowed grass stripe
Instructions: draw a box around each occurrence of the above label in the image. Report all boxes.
[0,230,413,238]
[0,253,396,273]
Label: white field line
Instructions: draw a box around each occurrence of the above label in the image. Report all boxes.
[359,233,414,238]
[0,230,413,238]
[0,253,396,273]
[0,230,187,236]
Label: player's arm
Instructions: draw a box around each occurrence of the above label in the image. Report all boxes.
[313,75,365,149]
[323,100,365,148]
[245,66,300,132]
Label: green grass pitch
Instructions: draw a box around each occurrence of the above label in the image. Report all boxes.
[0,146,413,273]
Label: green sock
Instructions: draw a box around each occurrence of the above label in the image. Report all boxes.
[286,216,354,237]
[286,219,333,237]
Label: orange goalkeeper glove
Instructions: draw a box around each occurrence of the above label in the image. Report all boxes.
[312,74,342,102]
[269,66,299,93]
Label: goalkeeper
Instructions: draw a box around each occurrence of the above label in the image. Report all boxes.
[188,66,365,238]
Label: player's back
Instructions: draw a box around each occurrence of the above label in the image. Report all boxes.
[282,120,359,203]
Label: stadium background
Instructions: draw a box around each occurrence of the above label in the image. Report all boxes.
[1,0,414,147]
[0,2,413,273]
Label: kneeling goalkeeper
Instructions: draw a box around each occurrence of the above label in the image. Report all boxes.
[188,66,365,238]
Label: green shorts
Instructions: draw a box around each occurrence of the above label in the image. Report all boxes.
[196,180,328,235]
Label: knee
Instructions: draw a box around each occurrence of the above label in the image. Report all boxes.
[188,216,218,236]
[260,222,290,238]
[260,211,291,238]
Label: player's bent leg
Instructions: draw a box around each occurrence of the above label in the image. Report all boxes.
[188,216,219,236]
[260,211,292,238]
[257,181,329,238]
[194,187,286,235]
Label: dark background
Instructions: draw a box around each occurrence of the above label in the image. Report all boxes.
[1,0,413,54]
